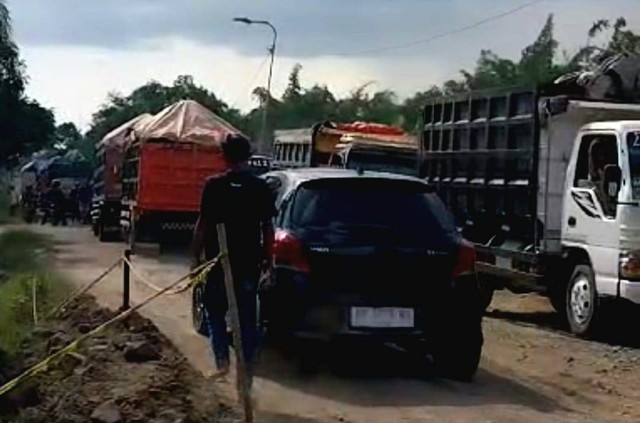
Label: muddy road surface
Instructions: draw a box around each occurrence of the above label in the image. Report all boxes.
[36,225,640,423]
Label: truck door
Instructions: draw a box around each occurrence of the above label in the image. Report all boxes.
[563,132,621,297]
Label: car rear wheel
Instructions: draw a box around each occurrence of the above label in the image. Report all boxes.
[432,276,483,381]
[432,328,482,381]
[192,284,209,336]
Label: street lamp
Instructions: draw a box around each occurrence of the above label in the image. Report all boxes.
[233,17,278,155]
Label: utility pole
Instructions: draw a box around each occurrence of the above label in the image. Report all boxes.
[234,17,278,154]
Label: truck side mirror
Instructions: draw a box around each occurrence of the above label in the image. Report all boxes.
[603,164,622,201]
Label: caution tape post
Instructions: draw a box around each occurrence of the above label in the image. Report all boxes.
[122,248,132,310]
[217,223,254,423]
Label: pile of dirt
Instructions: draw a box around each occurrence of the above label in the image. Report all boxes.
[0,297,239,423]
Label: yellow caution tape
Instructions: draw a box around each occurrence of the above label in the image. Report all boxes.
[0,254,221,398]
[123,256,216,295]
[47,258,123,319]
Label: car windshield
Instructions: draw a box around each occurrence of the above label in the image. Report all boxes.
[627,132,640,199]
[291,178,457,246]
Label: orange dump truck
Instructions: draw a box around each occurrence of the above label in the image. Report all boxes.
[120,100,244,246]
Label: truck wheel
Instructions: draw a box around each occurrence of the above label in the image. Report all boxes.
[98,221,109,242]
[191,284,209,336]
[566,264,599,337]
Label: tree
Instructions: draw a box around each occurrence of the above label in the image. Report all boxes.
[0,98,55,160]
[588,17,640,62]
[282,63,303,102]
[518,15,560,86]
[86,75,245,146]
[54,122,83,150]
[0,0,55,163]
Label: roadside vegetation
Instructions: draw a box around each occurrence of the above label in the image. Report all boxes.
[0,190,10,224]
[0,229,71,357]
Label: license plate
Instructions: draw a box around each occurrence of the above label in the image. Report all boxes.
[350,307,414,328]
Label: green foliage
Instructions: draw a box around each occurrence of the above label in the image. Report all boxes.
[0,230,70,355]
[245,14,614,134]
[0,189,8,224]
[53,122,96,166]
[0,230,50,272]
[0,0,56,163]
[85,75,245,146]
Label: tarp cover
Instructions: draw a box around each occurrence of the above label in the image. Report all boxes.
[136,100,243,147]
[99,114,154,149]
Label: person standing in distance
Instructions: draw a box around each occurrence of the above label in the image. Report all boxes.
[191,134,275,380]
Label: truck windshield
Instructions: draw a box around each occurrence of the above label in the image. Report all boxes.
[627,132,640,199]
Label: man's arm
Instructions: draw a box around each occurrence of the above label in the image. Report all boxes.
[260,181,277,265]
[262,218,275,264]
[191,215,206,269]
[191,178,214,269]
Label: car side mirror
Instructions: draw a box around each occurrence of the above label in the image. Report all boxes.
[603,164,622,202]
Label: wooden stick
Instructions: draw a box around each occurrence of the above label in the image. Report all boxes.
[216,223,254,423]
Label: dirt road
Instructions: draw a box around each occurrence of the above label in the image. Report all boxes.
[39,225,640,423]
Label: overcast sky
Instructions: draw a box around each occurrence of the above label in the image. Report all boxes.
[8,0,640,129]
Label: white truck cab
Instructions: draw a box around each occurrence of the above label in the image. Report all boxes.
[563,122,640,334]
[421,90,640,338]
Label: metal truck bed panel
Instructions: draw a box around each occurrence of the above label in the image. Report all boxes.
[420,89,539,248]
[135,143,226,213]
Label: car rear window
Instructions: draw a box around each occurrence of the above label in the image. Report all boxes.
[291,178,457,247]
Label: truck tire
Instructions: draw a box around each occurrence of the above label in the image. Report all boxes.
[191,284,209,336]
[566,264,599,337]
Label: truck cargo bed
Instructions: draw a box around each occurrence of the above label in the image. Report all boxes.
[127,142,226,213]
[420,89,539,248]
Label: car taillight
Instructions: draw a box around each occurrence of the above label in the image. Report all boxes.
[273,230,310,273]
[452,239,476,278]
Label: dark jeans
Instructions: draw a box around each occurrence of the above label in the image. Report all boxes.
[203,269,260,373]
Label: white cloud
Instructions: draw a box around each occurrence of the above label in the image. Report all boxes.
[22,40,442,129]
[13,0,640,130]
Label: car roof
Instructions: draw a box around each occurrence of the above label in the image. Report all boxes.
[265,167,427,189]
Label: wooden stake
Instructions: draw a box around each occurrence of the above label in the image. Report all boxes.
[216,223,254,423]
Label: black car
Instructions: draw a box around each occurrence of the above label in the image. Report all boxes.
[260,168,483,379]
[191,168,483,379]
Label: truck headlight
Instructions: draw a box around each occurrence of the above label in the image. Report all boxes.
[619,251,640,281]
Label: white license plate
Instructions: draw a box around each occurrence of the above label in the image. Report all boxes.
[350,307,414,328]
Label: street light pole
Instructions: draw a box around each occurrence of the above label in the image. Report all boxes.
[234,17,278,154]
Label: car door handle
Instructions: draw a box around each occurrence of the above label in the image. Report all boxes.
[568,217,576,227]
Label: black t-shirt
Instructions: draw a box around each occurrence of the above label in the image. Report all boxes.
[200,169,275,279]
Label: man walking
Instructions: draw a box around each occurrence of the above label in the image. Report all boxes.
[191,134,275,382]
